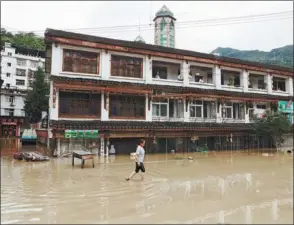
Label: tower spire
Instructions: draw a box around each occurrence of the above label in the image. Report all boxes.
[153,5,176,48]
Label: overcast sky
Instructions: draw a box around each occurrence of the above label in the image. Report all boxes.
[1,1,293,53]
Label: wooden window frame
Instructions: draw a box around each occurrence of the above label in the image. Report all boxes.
[110,55,143,79]
[58,91,101,119]
[109,94,145,119]
[62,49,100,75]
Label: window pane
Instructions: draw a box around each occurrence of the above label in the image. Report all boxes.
[152,104,160,116]
[190,106,196,117]
[161,104,167,117]
[63,49,98,74]
[226,108,232,118]
[109,95,145,118]
[111,55,142,78]
[59,92,100,116]
[196,106,202,117]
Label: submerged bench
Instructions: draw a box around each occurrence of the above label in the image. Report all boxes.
[72,150,95,169]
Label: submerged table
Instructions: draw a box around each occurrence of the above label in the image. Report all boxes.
[72,150,95,169]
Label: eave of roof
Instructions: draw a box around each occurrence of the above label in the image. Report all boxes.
[50,75,292,101]
[50,120,252,131]
[45,28,293,74]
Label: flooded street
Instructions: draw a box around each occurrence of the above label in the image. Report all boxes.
[1,153,293,224]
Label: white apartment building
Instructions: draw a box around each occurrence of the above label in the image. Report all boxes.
[0,42,45,117]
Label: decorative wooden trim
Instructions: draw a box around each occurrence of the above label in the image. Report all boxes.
[48,36,293,77]
[104,92,108,110]
[185,97,189,112]
[148,94,151,111]
[54,82,152,95]
[109,116,145,120]
[59,114,101,119]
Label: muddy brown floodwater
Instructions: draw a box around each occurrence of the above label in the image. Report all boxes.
[1,153,293,224]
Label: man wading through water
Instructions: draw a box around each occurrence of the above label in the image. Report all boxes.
[126,139,145,181]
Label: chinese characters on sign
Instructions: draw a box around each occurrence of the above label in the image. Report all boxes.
[64,130,99,139]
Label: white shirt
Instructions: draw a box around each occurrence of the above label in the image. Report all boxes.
[136,145,145,163]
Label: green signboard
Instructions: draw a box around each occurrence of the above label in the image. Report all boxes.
[64,130,98,139]
[278,101,294,114]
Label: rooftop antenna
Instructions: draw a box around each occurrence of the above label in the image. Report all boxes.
[149,1,152,27]
[139,17,141,36]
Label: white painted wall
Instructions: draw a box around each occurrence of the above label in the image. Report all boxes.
[49,44,293,123]
[0,42,45,117]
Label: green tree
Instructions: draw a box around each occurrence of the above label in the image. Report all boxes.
[24,67,49,123]
[251,110,292,149]
[1,28,45,50]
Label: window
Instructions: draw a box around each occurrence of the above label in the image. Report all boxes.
[30,61,39,68]
[7,62,11,67]
[17,59,26,66]
[63,49,99,74]
[28,69,35,78]
[6,73,10,77]
[152,101,168,117]
[256,104,266,109]
[190,100,203,118]
[6,83,10,88]
[4,108,14,116]
[59,92,101,117]
[222,102,233,119]
[16,79,25,86]
[8,52,12,56]
[273,77,286,92]
[16,69,26,76]
[222,102,245,119]
[190,100,216,118]
[28,80,34,88]
[152,66,167,79]
[109,95,145,118]
[111,55,143,78]
[7,96,14,103]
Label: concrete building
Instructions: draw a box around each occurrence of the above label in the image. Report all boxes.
[44,28,293,156]
[0,42,45,137]
[154,5,176,48]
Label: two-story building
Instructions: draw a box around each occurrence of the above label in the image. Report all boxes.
[44,28,293,156]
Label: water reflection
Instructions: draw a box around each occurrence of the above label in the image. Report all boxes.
[1,154,293,224]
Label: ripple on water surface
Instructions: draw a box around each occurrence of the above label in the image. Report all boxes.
[1,155,293,224]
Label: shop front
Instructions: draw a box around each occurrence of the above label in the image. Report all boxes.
[278,100,294,124]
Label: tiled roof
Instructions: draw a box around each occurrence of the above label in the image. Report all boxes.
[45,28,293,74]
[50,120,252,131]
[51,75,292,101]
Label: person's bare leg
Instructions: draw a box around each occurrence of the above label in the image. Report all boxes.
[140,172,144,181]
[126,171,136,181]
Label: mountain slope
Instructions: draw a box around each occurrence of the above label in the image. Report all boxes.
[211,45,293,68]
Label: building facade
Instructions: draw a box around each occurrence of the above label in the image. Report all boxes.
[0,42,45,137]
[154,5,176,48]
[44,28,293,156]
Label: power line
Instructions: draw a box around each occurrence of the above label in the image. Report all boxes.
[2,10,292,34]
[60,15,293,37]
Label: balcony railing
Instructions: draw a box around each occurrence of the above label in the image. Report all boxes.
[188,117,217,123]
[152,116,184,122]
